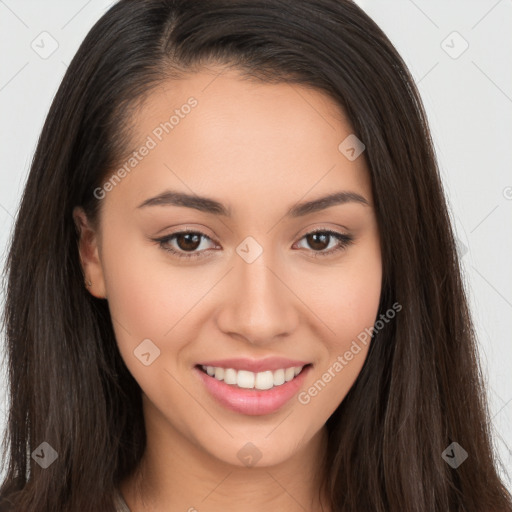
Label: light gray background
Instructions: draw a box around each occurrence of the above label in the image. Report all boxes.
[1,0,511,490]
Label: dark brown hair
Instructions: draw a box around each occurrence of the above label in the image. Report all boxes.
[1,0,511,510]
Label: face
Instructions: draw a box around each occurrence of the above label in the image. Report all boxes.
[75,66,382,468]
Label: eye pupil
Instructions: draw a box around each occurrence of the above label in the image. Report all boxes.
[307,232,329,250]
[177,233,201,251]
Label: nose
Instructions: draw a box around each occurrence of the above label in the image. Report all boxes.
[215,251,299,346]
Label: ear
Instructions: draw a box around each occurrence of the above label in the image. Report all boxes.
[73,206,107,299]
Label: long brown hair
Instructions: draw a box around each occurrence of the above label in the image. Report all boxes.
[1,1,511,510]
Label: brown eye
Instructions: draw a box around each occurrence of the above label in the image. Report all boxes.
[154,230,217,260]
[174,232,202,252]
[295,229,354,258]
[305,232,330,251]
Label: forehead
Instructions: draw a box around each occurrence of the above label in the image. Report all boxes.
[106,67,372,214]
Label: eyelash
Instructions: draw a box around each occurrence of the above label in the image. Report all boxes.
[153,228,354,261]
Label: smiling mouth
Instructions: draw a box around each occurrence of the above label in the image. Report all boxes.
[196,363,312,391]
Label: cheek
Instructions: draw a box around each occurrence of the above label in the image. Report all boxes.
[308,236,382,348]
[99,223,218,385]
[304,237,382,407]
[100,219,201,335]
[101,234,163,336]
[98,224,182,378]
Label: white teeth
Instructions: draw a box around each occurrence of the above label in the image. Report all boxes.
[237,370,255,389]
[284,367,295,382]
[273,368,285,386]
[224,368,237,385]
[255,370,274,390]
[201,364,306,390]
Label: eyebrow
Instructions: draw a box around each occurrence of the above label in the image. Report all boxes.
[136,189,370,217]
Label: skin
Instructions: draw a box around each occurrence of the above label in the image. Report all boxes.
[74,66,382,512]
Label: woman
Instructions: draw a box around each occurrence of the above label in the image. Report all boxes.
[1,0,511,511]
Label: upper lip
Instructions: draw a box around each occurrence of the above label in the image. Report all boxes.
[196,357,311,373]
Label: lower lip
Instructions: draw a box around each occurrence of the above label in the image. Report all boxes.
[194,365,312,416]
